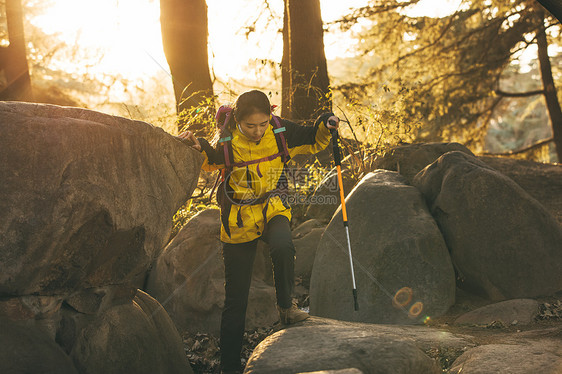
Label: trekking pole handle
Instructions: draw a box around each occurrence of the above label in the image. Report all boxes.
[329,120,341,166]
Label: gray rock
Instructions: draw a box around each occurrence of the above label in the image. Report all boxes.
[133,289,192,371]
[65,291,105,315]
[146,209,279,334]
[309,170,455,324]
[0,294,63,320]
[56,303,98,354]
[480,156,562,224]
[298,369,363,374]
[294,227,324,284]
[70,290,193,374]
[0,317,79,374]
[64,285,137,315]
[413,151,562,300]
[454,299,539,326]
[292,219,325,239]
[0,102,202,296]
[0,295,63,339]
[249,327,439,374]
[369,142,474,184]
[305,167,358,222]
[292,220,326,284]
[244,317,474,374]
[55,286,138,353]
[449,342,562,374]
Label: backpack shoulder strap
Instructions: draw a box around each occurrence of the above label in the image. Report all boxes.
[216,105,235,172]
[271,115,291,164]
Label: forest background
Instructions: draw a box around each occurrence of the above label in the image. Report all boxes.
[1,0,561,226]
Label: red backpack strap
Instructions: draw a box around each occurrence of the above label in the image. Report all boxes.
[271,115,291,164]
[216,105,235,171]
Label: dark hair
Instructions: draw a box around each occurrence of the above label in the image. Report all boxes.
[234,90,271,123]
[212,90,271,145]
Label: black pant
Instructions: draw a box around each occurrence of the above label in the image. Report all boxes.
[220,215,296,372]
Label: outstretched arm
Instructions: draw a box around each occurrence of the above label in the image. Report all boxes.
[283,112,339,157]
[177,131,225,171]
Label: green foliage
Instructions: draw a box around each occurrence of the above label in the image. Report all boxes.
[335,0,561,158]
[177,93,217,138]
[170,194,219,242]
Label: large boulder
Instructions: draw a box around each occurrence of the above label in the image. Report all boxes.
[293,220,326,285]
[292,219,326,239]
[244,317,474,374]
[0,294,64,340]
[454,299,540,326]
[480,156,562,224]
[0,102,202,296]
[413,151,562,301]
[369,142,474,184]
[54,285,142,354]
[449,342,562,374]
[146,209,279,334]
[69,290,192,374]
[309,170,455,324]
[0,317,79,374]
[305,167,358,222]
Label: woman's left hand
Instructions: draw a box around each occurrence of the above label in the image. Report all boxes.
[177,130,202,151]
[326,115,340,130]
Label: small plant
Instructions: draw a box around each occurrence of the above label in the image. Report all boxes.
[177,93,218,139]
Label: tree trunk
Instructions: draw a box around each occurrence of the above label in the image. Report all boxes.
[281,6,291,118]
[536,18,562,162]
[160,0,213,130]
[0,0,32,101]
[536,0,562,22]
[282,0,331,121]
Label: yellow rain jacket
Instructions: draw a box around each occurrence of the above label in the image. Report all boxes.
[198,113,333,243]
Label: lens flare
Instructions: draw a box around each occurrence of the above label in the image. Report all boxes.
[408,301,424,318]
[392,287,413,308]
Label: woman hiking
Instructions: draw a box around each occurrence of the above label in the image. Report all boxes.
[178,89,339,374]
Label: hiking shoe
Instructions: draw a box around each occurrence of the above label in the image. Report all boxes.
[277,302,309,325]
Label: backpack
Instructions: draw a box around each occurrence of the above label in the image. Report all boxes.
[210,105,292,211]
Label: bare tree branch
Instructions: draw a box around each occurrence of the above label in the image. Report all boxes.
[483,137,554,156]
[495,89,545,97]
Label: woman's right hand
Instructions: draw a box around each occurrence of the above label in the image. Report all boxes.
[177,130,202,151]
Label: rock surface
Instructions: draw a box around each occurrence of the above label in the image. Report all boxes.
[449,341,562,374]
[310,170,455,324]
[369,143,562,223]
[454,299,540,326]
[305,167,358,222]
[413,151,562,301]
[146,209,279,334]
[292,219,325,239]
[70,290,192,374]
[244,317,473,374]
[480,156,562,224]
[0,317,79,374]
[0,294,64,339]
[369,142,474,183]
[0,102,202,295]
[298,369,364,374]
[293,219,326,284]
[1,103,200,374]
[294,227,324,285]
